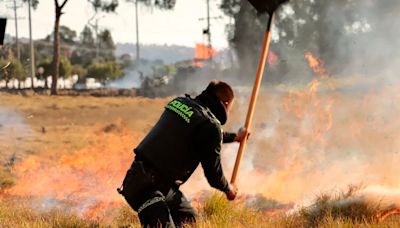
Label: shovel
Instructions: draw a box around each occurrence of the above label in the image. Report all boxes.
[231,0,290,185]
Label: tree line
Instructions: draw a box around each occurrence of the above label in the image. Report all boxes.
[0,24,124,89]
[0,0,123,94]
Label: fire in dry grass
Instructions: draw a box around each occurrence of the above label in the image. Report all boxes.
[305,52,328,77]
[4,122,141,220]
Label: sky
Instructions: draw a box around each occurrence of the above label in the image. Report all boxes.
[1,0,232,49]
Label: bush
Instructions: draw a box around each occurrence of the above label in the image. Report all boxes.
[37,56,72,78]
[0,59,27,81]
[87,62,123,85]
[71,64,87,78]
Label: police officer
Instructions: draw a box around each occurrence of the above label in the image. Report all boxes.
[119,80,248,227]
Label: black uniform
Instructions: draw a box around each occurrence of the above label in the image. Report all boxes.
[119,91,236,228]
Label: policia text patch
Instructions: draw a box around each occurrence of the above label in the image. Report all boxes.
[165,99,194,123]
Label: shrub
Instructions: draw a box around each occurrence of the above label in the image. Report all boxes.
[87,62,123,85]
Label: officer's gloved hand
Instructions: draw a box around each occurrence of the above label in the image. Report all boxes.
[225,184,238,201]
[234,127,250,142]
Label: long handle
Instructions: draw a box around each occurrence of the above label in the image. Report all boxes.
[230,13,275,185]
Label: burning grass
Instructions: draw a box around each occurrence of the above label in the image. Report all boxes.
[1,189,400,227]
[299,185,400,227]
[1,67,400,227]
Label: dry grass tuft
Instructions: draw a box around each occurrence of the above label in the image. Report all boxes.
[299,185,399,227]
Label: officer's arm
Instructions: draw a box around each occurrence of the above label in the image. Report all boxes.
[197,123,230,193]
[223,132,237,143]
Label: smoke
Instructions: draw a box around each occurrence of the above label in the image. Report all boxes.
[107,70,142,89]
[172,0,400,204]
[3,0,400,220]
[0,107,33,162]
[0,107,33,138]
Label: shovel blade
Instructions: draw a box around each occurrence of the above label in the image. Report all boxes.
[247,0,290,14]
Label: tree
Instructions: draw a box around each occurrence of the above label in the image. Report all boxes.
[87,62,123,85]
[0,59,11,88]
[71,26,96,66]
[219,0,369,80]
[22,0,39,8]
[97,29,116,61]
[37,56,71,88]
[50,0,120,95]
[71,64,88,79]
[80,25,96,48]
[0,59,27,89]
[128,0,176,9]
[45,25,77,45]
[51,0,70,95]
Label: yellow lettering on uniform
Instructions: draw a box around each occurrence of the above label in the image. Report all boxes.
[180,104,188,112]
[186,111,193,118]
[171,100,179,107]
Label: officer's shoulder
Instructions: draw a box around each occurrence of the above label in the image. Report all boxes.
[172,97,220,127]
[198,109,222,135]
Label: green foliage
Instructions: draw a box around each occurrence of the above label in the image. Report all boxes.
[37,59,52,78]
[80,26,96,48]
[45,26,77,45]
[99,29,115,50]
[90,0,119,12]
[71,64,88,78]
[0,59,10,80]
[97,29,116,62]
[87,62,123,84]
[71,27,117,66]
[0,59,27,81]
[127,0,176,9]
[22,0,40,9]
[59,56,72,77]
[37,56,72,78]
[59,26,77,45]
[201,192,266,227]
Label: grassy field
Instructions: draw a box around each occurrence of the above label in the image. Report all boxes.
[1,90,400,227]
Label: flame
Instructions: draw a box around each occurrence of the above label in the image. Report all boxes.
[5,122,142,220]
[268,51,279,66]
[228,51,336,202]
[192,43,217,67]
[305,52,328,77]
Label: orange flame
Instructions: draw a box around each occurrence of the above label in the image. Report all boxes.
[305,52,328,77]
[5,123,142,220]
[192,43,217,67]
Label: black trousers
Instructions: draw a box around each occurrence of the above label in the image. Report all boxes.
[121,160,197,228]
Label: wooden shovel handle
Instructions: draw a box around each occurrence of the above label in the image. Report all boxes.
[230,13,275,185]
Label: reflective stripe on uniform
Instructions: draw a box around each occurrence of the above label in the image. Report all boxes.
[137,196,165,214]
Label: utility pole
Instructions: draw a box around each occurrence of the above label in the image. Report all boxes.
[206,0,211,50]
[28,0,35,89]
[199,1,222,64]
[135,0,140,65]
[95,18,99,59]
[12,0,20,60]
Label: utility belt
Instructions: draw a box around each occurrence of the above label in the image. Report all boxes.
[117,156,158,200]
[118,155,179,201]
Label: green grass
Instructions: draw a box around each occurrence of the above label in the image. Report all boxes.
[1,188,400,227]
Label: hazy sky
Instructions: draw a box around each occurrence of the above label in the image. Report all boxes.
[1,0,232,48]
